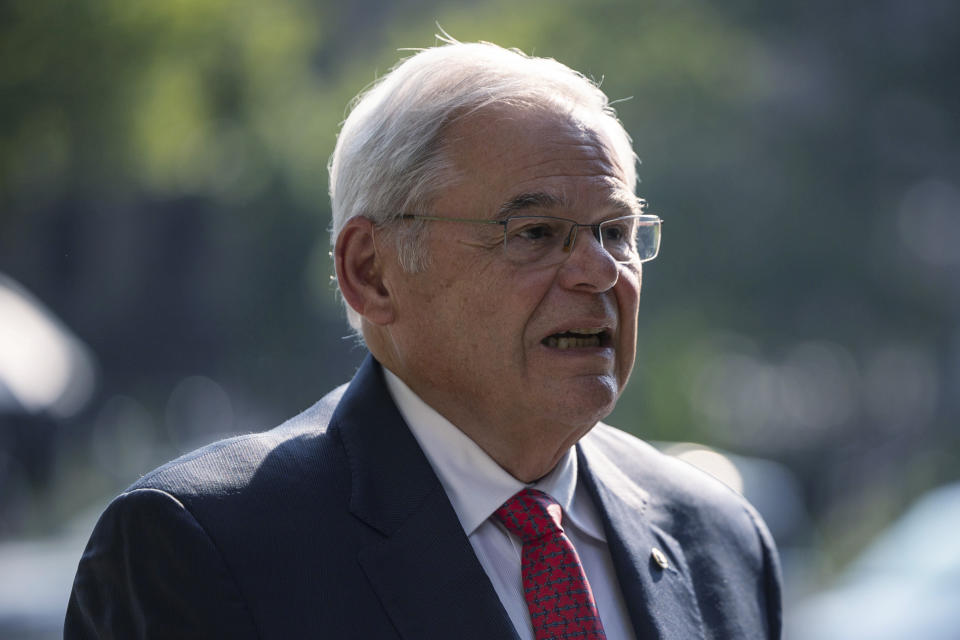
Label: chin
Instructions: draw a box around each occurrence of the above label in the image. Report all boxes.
[551,375,621,424]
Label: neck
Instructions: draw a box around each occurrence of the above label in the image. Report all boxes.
[371,344,599,483]
[466,423,587,483]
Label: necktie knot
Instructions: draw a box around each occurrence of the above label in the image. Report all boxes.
[495,488,564,543]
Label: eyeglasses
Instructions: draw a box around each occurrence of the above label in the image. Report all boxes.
[399,213,662,267]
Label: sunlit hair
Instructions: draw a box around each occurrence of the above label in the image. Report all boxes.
[328,38,638,331]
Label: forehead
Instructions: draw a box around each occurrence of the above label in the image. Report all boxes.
[437,105,638,219]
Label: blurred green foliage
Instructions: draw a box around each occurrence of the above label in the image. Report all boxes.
[1,0,958,590]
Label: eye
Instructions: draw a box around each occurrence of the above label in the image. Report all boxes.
[508,218,564,243]
[518,224,552,240]
[602,225,624,242]
[601,220,632,244]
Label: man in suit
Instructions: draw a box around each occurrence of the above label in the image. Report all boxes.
[66,41,782,639]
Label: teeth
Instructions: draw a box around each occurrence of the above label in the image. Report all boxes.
[569,328,604,335]
[545,335,602,349]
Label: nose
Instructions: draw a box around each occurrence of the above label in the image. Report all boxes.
[561,223,603,254]
[557,224,620,292]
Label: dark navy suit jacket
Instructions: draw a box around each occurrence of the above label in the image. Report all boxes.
[66,355,782,639]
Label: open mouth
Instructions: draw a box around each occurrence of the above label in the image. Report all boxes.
[542,328,611,349]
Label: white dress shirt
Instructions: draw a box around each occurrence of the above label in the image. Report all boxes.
[383,369,636,640]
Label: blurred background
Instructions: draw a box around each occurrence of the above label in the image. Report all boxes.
[1,0,957,637]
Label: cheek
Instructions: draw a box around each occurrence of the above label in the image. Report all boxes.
[615,267,642,373]
[429,280,508,354]
[424,257,552,358]
[616,265,642,318]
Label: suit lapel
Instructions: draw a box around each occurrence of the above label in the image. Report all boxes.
[333,356,518,640]
[357,487,519,639]
[578,436,706,640]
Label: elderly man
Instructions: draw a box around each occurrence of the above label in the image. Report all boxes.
[66,41,781,639]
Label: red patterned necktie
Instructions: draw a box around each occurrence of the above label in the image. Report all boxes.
[495,488,607,640]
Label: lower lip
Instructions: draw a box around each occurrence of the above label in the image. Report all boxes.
[539,342,614,357]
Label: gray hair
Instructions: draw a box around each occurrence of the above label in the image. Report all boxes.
[328,39,638,331]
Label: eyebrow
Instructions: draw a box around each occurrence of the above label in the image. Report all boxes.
[609,192,647,215]
[495,192,563,220]
[496,190,644,220]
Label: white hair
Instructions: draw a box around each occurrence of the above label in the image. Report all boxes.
[328,40,638,331]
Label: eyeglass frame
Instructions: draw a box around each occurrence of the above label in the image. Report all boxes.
[397,213,663,265]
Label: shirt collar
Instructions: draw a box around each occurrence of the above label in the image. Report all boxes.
[382,367,606,541]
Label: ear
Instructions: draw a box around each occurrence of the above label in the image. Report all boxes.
[334,216,397,326]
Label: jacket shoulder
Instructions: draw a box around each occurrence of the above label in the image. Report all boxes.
[585,423,756,519]
[129,383,348,498]
[581,423,777,584]
[582,423,783,637]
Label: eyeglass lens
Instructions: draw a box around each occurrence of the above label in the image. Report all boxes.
[503,216,660,265]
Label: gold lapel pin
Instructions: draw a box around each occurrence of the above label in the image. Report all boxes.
[651,547,669,570]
